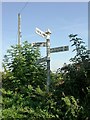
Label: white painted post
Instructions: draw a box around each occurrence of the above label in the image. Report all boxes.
[45,29,51,92]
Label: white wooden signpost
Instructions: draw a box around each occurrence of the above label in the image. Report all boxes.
[87,50,90,54]
[32,27,69,92]
[31,42,46,47]
[50,46,69,53]
[35,27,47,38]
[36,56,47,64]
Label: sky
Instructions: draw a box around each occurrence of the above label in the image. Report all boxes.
[1,2,88,72]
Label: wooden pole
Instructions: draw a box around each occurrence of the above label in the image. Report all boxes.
[18,13,21,45]
[46,38,50,92]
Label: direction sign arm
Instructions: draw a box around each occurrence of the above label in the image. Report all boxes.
[35,27,47,38]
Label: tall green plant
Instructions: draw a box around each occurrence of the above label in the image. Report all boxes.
[2,41,47,91]
[69,34,89,63]
[1,41,48,119]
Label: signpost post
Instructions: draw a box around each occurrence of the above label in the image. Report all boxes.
[33,27,69,92]
[45,30,51,92]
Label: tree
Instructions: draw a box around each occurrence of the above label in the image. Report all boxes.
[58,34,90,119]
[1,41,48,119]
[1,36,90,119]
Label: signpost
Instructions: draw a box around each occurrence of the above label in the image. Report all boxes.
[33,27,69,92]
[36,27,47,38]
[31,42,46,47]
[50,46,69,53]
[36,56,47,64]
[87,50,90,54]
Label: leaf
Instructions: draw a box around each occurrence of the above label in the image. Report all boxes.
[72,49,76,52]
[69,34,78,38]
[76,37,82,40]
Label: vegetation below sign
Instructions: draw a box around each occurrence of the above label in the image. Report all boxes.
[1,35,90,119]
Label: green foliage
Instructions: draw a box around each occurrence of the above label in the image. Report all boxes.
[69,34,89,63]
[2,41,46,91]
[1,37,90,119]
[2,41,48,119]
[61,96,79,120]
[59,34,90,119]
